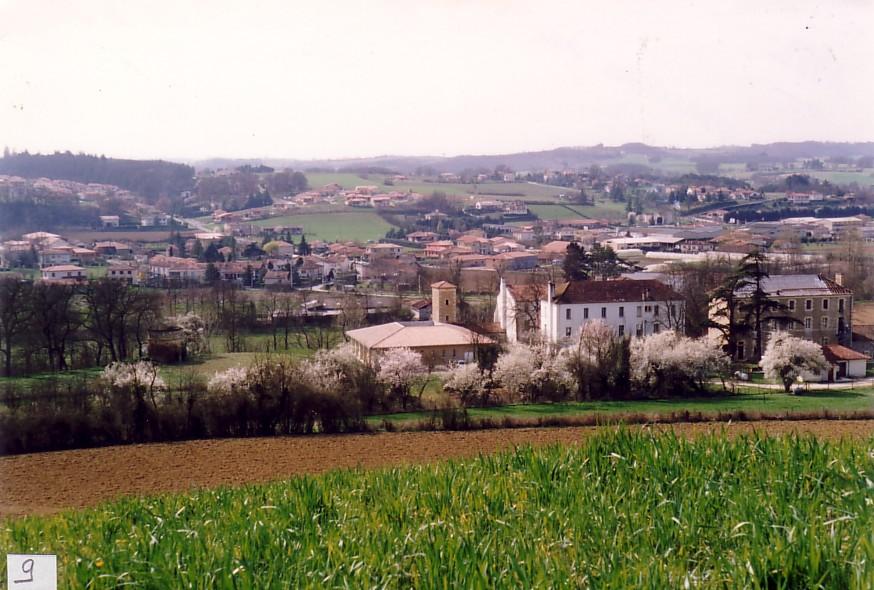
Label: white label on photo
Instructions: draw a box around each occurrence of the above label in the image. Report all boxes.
[7,554,57,590]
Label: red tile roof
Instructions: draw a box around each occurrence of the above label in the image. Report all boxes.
[553,279,682,304]
[822,344,870,362]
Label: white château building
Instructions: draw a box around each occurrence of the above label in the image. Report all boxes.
[539,279,685,344]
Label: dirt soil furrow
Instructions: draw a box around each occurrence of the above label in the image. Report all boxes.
[1,420,872,518]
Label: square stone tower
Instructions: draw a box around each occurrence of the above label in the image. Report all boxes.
[431,281,457,324]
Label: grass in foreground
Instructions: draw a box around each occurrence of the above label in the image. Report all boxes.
[1,431,872,588]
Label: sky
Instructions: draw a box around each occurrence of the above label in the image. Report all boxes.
[0,0,872,161]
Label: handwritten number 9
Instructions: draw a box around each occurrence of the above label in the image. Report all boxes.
[13,558,34,584]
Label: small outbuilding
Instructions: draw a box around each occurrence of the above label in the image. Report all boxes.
[822,344,870,379]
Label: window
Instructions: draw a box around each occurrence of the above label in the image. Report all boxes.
[804,317,812,329]
[644,305,652,313]
[445,299,449,306]
[566,308,571,320]
[583,307,589,319]
[636,306,642,318]
[635,323,643,337]
[601,307,607,319]
[805,299,812,311]
[788,300,796,311]
[619,306,624,318]
[737,341,745,361]
[821,336,829,345]
[654,305,660,317]
[839,299,845,313]
[822,299,829,311]
[821,317,829,329]
[565,327,572,337]
[769,319,777,330]
[618,325,625,337]
[653,323,660,334]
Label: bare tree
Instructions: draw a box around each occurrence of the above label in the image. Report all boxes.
[0,278,34,376]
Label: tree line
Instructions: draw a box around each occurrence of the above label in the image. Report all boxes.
[0,278,164,377]
[0,151,195,202]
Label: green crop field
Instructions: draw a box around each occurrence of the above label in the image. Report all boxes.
[529,204,588,220]
[2,430,871,588]
[253,211,394,242]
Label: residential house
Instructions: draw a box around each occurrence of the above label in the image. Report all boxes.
[540,279,685,344]
[712,274,853,362]
[367,243,402,260]
[106,263,138,284]
[148,255,206,283]
[39,248,73,267]
[41,264,87,281]
[99,215,120,228]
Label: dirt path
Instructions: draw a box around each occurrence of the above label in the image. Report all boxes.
[1,420,872,518]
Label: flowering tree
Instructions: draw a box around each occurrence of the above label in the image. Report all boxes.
[495,343,572,402]
[442,362,488,406]
[630,331,730,395]
[102,361,167,393]
[171,312,208,356]
[207,366,249,394]
[562,321,630,400]
[759,331,830,392]
[377,348,428,409]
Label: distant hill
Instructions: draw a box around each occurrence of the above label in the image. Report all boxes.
[190,141,874,175]
[0,152,195,202]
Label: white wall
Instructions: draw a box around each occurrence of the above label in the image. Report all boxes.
[541,298,684,343]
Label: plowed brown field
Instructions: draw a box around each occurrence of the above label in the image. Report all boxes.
[1,420,872,518]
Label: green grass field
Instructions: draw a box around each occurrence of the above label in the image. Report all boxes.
[305,172,567,202]
[2,430,871,587]
[375,386,874,425]
[253,211,394,242]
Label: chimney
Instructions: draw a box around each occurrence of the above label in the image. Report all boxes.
[547,281,555,301]
[834,273,843,286]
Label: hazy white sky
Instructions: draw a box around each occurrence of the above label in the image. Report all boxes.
[1,0,872,161]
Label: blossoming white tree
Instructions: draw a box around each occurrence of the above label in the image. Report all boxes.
[377,348,428,409]
[171,312,208,356]
[102,360,167,392]
[442,362,487,405]
[495,343,572,402]
[630,331,730,395]
[759,331,830,392]
[207,366,249,394]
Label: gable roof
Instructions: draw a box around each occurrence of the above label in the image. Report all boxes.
[552,279,682,304]
[822,343,870,362]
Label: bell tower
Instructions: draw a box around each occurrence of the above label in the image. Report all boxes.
[431,281,457,324]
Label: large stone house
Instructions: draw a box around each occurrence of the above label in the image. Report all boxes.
[713,274,853,362]
[539,279,685,344]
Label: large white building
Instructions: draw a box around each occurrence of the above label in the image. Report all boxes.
[539,279,685,344]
